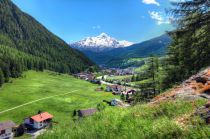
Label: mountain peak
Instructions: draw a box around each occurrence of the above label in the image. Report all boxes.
[98,33,109,38]
[70,33,133,53]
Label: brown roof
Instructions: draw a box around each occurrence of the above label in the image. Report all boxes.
[78,108,97,117]
[108,85,121,89]
[0,121,16,131]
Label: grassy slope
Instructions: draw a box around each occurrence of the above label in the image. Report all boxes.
[40,99,209,139]
[0,71,115,124]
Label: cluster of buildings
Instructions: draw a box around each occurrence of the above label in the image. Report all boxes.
[0,112,53,139]
[106,84,136,95]
[0,108,102,139]
[74,72,101,84]
[74,72,96,81]
[102,68,134,76]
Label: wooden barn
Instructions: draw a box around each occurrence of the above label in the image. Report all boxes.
[78,108,98,117]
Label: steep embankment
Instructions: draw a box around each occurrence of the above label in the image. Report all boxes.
[152,67,210,103]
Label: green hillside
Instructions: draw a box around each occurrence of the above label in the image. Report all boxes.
[0,0,94,86]
[0,71,114,124]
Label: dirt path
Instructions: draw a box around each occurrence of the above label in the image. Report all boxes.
[0,90,78,115]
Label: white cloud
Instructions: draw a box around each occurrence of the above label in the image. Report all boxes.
[148,11,171,25]
[142,0,160,6]
[92,25,101,29]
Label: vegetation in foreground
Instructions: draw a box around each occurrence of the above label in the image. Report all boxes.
[39,99,209,139]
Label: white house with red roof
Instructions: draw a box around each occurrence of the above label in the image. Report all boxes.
[24,112,53,130]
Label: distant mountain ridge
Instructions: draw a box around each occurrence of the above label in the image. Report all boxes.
[71,34,171,66]
[70,33,133,52]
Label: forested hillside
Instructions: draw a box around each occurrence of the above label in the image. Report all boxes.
[0,0,94,86]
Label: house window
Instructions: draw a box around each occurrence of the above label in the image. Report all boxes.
[0,130,5,135]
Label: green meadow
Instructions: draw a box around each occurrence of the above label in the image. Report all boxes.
[0,71,115,124]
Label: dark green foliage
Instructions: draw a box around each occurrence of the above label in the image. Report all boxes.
[131,75,136,82]
[0,0,94,85]
[163,0,210,89]
[134,57,160,102]
[15,124,25,137]
[97,102,106,111]
[120,93,125,101]
[0,68,4,86]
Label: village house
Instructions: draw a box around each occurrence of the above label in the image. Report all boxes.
[91,79,101,85]
[24,112,53,130]
[78,108,98,117]
[110,99,130,107]
[0,121,16,139]
[106,85,123,94]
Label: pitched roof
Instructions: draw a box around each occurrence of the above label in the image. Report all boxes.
[108,85,121,89]
[0,121,16,131]
[78,108,97,117]
[31,112,53,122]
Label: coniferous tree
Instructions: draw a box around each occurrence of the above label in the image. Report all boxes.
[163,0,210,89]
[0,68,5,87]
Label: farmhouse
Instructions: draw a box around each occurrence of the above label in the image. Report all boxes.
[111,99,130,107]
[0,121,16,139]
[106,85,123,94]
[78,108,98,117]
[24,112,53,130]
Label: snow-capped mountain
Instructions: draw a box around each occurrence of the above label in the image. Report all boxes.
[70,33,133,52]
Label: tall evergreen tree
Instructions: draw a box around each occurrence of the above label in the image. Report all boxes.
[163,0,210,89]
[0,68,5,87]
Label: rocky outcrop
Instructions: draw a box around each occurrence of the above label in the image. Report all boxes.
[152,67,210,104]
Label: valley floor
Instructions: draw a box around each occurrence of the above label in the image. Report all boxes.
[0,71,209,139]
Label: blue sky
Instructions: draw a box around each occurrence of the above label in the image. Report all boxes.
[12,0,175,43]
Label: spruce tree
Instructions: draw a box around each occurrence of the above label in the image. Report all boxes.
[0,68,5,87]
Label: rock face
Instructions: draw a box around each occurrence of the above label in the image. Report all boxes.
[152,67,210,103]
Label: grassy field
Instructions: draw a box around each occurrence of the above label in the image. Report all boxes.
[0,71,115,124]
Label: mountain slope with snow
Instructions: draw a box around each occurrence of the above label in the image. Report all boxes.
[70,33,133,52]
